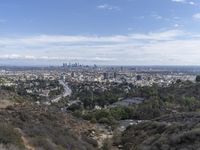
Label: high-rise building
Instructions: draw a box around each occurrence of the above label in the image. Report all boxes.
[114,72,117,78]
[103,72,108,80]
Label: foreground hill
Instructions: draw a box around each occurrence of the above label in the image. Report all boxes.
[121,112,200,150]
[0,103,99,150]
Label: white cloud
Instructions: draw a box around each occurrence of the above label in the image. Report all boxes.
[0,54,21,59]
[0,55,116,62]
[193,13,200,20]
[0,30,200,65]
[129,30,184,40]
[189,1,195,5]
[0,30,182,48]
[172,0,186,2]
[151,14,163,20]
[97,4,120,11]
[171,0,196,5]
[173,24,180,27]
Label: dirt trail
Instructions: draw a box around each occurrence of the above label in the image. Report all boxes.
[21,136,35,150]
[0,100,14,109]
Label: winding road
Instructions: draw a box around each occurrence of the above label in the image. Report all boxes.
[50,80,72,103]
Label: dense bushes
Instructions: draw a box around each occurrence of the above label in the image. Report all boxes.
[82,107,136,125]
[70,81,200,123]
[0,105,97,150]
[69,82,130,109]
[121,113,200,150]
[48,88,63,98]
[122,122,200,150]
[0,123,24,149]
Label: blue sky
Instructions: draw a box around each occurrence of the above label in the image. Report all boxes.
[0,0,200,66]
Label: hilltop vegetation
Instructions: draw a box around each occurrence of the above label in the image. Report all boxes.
[69,82,129,109]
[121,112,200,150]
[70,80,200,126]
[0,103,98,150]
[111,80,200,150]
[0,88,26,108]
[69,80,200,149]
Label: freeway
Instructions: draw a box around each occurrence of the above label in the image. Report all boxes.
[50,80,72,103]
[59,80,72,97]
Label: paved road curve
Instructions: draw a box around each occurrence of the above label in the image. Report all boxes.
[50,80,72,103]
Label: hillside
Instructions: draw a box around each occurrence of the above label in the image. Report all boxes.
[121,112,200,150]
[0,89,25,109]
[0,103,100,150]
[2,80,200,150]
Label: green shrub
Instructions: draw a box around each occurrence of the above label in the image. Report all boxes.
[0,123,24,149]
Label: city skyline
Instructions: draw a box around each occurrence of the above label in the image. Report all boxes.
[0,0,200,66]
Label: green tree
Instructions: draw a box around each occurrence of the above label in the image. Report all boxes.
[196,75,200,82]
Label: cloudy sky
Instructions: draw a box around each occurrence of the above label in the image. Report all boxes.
[0,0,200,66]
